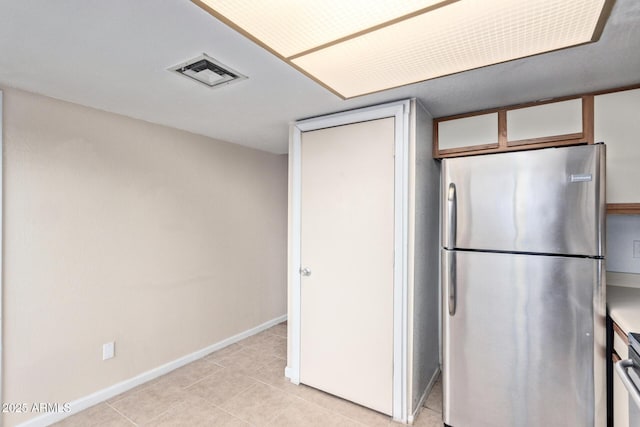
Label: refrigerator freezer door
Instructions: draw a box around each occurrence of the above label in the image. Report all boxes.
[442,144,605,257]
[442,250,605,427]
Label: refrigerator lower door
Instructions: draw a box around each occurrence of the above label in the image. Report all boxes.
[442,250,605,427]
[441,144,605,257]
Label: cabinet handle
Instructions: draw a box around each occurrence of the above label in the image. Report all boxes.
[615,359,640,409]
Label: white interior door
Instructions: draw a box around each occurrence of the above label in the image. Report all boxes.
[299,117,395,415]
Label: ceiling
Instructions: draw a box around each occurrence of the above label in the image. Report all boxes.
[0,0,638,154]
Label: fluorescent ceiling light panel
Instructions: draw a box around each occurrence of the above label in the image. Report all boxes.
[195,0,445,58]
[193,0,613,98]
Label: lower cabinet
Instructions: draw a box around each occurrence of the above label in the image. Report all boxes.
[610,319,630,427]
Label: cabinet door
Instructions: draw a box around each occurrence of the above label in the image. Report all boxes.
[613,323,629,427]
[434,97,590,158]
[613,355,630,427]
[436,112,498,154]
[507,98,583,145]
[299,117,394,415]
[595,88,640,204]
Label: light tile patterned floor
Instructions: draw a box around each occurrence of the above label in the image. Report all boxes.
[54,322,443,426]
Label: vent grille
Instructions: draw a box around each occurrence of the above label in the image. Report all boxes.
[169,54,247,89]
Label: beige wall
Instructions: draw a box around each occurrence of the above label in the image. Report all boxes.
[1,87,288,426]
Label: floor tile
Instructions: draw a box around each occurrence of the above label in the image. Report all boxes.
[236,330,275,348]
[424,380,442,413]
[158,358,223,388]
[210,346,281,376]
[205,343,243,363]
[266,322,287,338]
[412,408,444,427]
[220,382,297,426]
[107,380,155,405]
[108,378,188,424]
[53,403,133,426]
[266,397,360,427]
[248,357,299,394]
[185,368,258,406]
[243,334,287,359]
[294,384,391,427]
[144,395,248,426]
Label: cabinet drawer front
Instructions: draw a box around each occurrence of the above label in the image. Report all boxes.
[613,322,629,359]
[613,360,630,427]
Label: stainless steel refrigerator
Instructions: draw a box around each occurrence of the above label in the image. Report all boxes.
[441,144,606,427]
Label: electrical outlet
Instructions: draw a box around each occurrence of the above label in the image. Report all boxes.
[634,240,640,259]
[102,342,115,360]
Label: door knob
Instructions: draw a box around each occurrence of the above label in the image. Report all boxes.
[300,267,312,277]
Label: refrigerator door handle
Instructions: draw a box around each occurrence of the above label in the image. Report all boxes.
[448,251,457,316]
[446,183,457,249]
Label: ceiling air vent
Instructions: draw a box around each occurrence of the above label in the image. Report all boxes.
[169,53,247,89]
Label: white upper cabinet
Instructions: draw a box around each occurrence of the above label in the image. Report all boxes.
[595,88,640,205]
[433,85,640,212]
[437,112,499,152]
[507,99,583,143]
[434,96,590,158]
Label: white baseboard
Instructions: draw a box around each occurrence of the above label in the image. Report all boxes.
[284,366,293,380]
[407,367,440,425]
[17,314,287,427]
[283,366,299,384]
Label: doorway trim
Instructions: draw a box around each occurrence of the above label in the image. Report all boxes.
[287,100,411,422]
[0,90,4,427]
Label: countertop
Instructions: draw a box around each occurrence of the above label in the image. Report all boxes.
[607,272,640,334]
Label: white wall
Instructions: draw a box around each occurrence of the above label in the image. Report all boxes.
[2,87,288,426]
[607,215,640,274]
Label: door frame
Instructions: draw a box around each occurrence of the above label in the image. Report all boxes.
[287,100,411,422]
[0,90,4,427]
